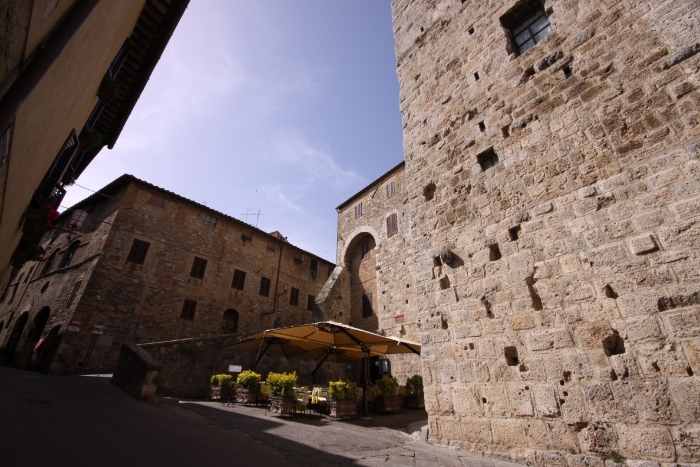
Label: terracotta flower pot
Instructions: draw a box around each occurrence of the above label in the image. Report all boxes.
[405,393,425,409]
[268,395,295,415]
[210,385,232,400]
[235,388,258,404]
[376,394,402,413]
[328,399,358,418]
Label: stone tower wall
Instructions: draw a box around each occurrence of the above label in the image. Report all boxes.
[392,0,700,464]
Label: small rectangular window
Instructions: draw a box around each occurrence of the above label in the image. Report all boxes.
[387,213,398,237]
[362,293,373,318]
[290,287,299,306]
[126,239,150,265]
[259,277,271,297]
[85,100,106,131]
[310,259,318,272]
[354,202,362,218]
[180,299,197,320]
[66,280,82,307]
[307,295,315,312]
[108,40,130,78]
[477,148,500,172]
[23,266,34,285]
[204,215,217,227]
[231,269,246,290]
[386,181,395,199]
[190,257,208,279]
[501,2,552,56]
[148,193,166,207]
[267,241,276,252]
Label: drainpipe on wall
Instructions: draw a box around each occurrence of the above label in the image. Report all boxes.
[269,242,284,324]
[0,0,102,133]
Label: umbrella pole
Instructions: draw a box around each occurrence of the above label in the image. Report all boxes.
[252,342,272,371]
[362,347,368,418]
[310,350,331,384]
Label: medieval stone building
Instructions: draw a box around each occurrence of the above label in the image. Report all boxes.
[0,175,334,374]
[386,0,700,464]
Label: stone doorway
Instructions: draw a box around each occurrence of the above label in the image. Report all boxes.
[2,311,28,365]
[16,306,50,368]
[348,234,378,332]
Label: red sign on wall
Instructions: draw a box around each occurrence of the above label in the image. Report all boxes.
[395,315,405,323]
[70,318,81,327]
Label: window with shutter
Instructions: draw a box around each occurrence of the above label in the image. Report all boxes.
[0,124,11,167]
[290,287,299,306]
[310,259,318,272]
[267,241,275,252]
[108,40,130,78]
[231,269,246,290]
[259,277,271,297]
[190,257,208,279]
[180,300,197,320]
[361,240,371,261]
[66,281,82,307]
[386,181,395,199]
[354,202,362,218]
[307,295,315,311]
[204,215,217,227]
[126,239,150,265]
[387,213,398,237]
[362,293,373,318]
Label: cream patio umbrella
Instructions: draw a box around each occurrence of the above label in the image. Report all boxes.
[225,321,421,416]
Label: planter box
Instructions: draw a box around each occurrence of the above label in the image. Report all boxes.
[376,394,402,413]
[328,399,358,418]
[268,395,295,415]
[210,386,232,400]
[235,388,258,404]
[405,394,425,409]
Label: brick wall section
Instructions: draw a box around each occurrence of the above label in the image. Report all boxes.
[392,0,700,464]
[0,176,334,375]
[322,162,421,384]
[140,333,351,399]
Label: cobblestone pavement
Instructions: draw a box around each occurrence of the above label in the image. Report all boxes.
[0,366,524,467]
[178,401,525,467]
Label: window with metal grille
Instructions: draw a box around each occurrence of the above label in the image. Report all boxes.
[501,2,552,56]
[149,193,166,207]
[108,40,130,78]
[354,202,362,218]
[190,257,208,279]
[387,213,398,237]
[259,277,271,297]
[23,266,34,285]
[7,285,17,304]
[307,295,315,311]
[35,131,79,209]
[204,215,217,227]
[362,293,373,318]
[126,239,150,265]
[310,259,318,272]
[66,280,82,307]
[386,181,395,199]
[231,269,246,290]
[0,124,12,166]
[361,239,371,261]
[85,100,106,130]
[180,299,197,320]
[59,242,80,268]
[290,287,299,306]
[478,148,500,172]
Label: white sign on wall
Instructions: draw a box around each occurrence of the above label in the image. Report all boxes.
[228,365,242,373]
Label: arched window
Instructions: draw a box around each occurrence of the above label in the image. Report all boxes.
[59,242,80,268]
[222,309,239,334]
[41,250,59,275]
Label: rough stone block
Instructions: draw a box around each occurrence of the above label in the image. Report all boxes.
[491,419,528,447]
[460,418,492,444]
[507,384,535,417]
[628,235,659,255]
[452,386,483,417]
[617,425,676,461]
[673,425,700,462]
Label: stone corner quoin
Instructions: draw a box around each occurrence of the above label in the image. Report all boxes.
[390,0,700,465]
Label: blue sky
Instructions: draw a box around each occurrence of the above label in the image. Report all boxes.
[62,0,404,263]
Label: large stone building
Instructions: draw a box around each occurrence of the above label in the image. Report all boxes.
[0,0,189,297]
[0,175,334,374]
[387,0,700,464]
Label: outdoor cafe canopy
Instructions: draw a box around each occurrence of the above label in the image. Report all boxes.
[224,321,421,359]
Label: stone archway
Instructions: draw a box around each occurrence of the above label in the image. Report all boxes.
[222,309,239,334]
[339,225,381,265]
[347,232,378,332]
[16,306,50,368]
[3,311,28,364]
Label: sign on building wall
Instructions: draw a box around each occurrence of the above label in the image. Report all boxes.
[228,365,242,373]
[67,318,81,332]
[91,325,105,335]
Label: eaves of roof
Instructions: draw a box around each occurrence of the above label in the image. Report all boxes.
[60,174,336,267]
[335,160,405,211]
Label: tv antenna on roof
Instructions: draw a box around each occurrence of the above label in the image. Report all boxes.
[240,208,267,228]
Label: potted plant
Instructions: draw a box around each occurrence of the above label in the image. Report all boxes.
[405,374,424,409]
[328,380,359,418]
[266,371,297,415]
[376,377,401,413]
[79,127,104,151]
[97,74,122,101]
[210,374,233,400]
[235,370,261,404]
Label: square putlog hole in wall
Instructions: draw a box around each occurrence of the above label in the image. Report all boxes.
[489,244,502,261]
[504,346,519,366]
[477,148,500,172]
